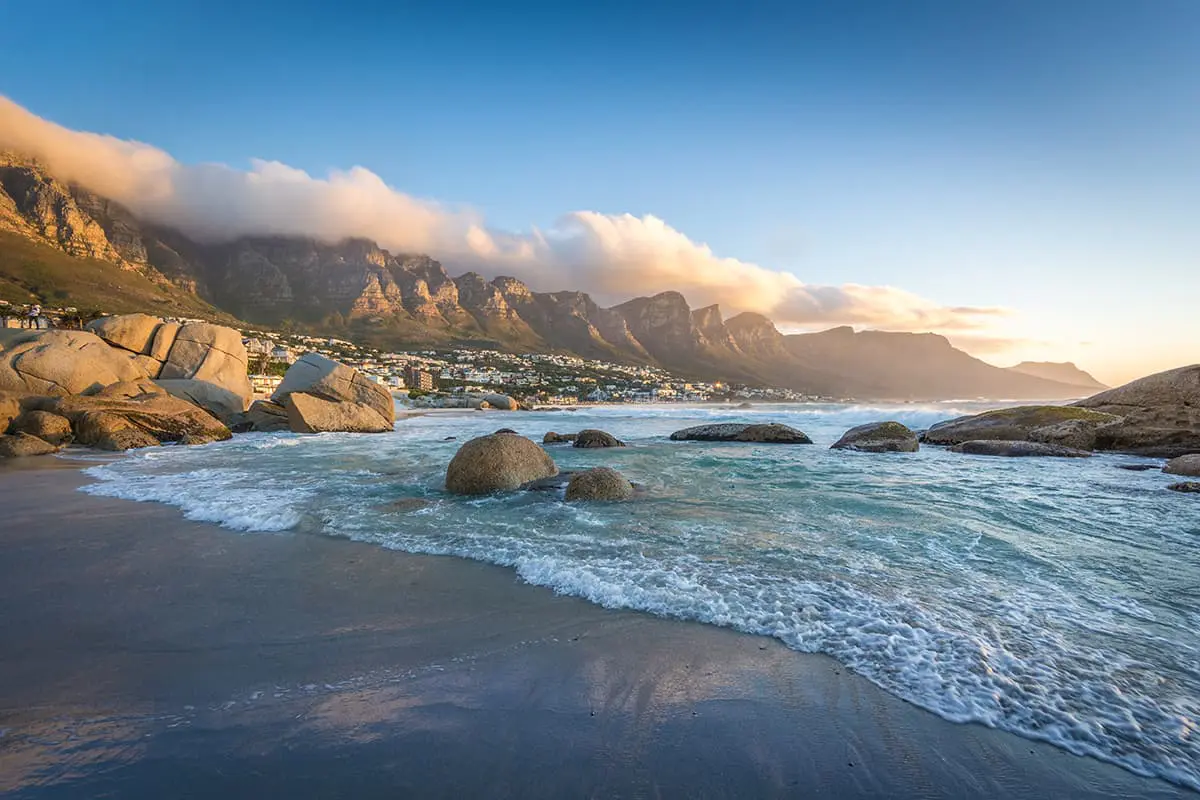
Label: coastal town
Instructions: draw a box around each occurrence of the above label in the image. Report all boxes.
[1,300,825,405]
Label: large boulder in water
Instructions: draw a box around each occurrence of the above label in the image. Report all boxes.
[482,393,519,411]
[1073,365,1200,457]
[282,392,394,434]
[0,432,59,458]
[950,440,1092,458]
[8,409,72,445]
[53,379,232,451]
[831,421,918,453]
[0,329,149,395]
[921,406,1118,449]
[669,422,812,443]
[573,429,625,448]
[271,353,394,433]
[158,322,252,413]
[543,431,577,444]
[445,431,558,495]
[565,467,634,502]
[1163,454,1200,477]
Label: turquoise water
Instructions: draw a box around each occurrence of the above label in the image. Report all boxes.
[80,403,1200,791]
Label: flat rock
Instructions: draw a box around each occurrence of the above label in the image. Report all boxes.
[922,406,1118,448]
[8,409,72,445]
[0,432,59,458]
[1116,464,1161,472]
[283,392,394,434]
[54,379,232,451]
[669,423,812,444]
[1163,454,1200,477]
[831,421,918,453]
[1167,481,1200,493]
[573,429,625,448]
[951,440,1092,458]
[565,467,634,502]
[445,431,558,495]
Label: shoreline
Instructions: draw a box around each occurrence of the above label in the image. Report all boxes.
[0,457,1193,798]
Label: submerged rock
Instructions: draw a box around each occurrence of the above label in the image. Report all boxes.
[950,440,1092,458]
[1115,464,1161,472]
[573,429,625,448]
[0,432,59,458]
[669,423,811,444]
[1167,481,1200,493]
[1163,454,1200,477]
[922,406,1117,448]
[445,431,558,495]
[565,467,634,501]
[8,409,72,446]
[831,421,918,453]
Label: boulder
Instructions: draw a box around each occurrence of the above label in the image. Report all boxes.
[950,440,1092,458]
[155,379,248,426]
[445,431,558,495]
[922,406,1119,448]
[131,354,164,379]
[84,313,162,354]
[565,467,634,502]
[1075,365,1200,456]
[543,431,578,444]
[159,323,252,414]
[0,432,59,458]
[573,429,625,448]
[483,393,519,411]
[1163,454,1200,477]
[0,329,148,395]
[54,379,232,451]
[1167,482,1200,494]
[245,399,290,432]
[831,421,918,453]
[669,423,812,443]
[0,390,27,432]
[9,410,72,445]
[283,392,394,434]
[148,322,181,362]
[272,353,394,432]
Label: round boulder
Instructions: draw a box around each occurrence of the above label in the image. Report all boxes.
[573,429,625,448]
[565,467,634,502]
[1163,454,1200,477]
[445,432,558,495]
[831,421,918,453]
[543,431,577,444]
[9,409,73,446]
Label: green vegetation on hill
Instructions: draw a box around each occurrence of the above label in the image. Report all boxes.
[0,231,236,322]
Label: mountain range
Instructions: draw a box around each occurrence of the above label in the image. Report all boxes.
[0,151,1106,399]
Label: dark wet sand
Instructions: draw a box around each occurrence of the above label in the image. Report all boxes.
[0,458,1192,799]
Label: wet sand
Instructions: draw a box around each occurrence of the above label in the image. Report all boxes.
[0,458,1192,799]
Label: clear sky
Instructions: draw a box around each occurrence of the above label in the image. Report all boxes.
[1,0,1197,384]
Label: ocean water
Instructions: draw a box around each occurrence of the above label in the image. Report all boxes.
[79,403,1200,790]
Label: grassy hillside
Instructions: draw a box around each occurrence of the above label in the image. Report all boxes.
[0,231,237,322]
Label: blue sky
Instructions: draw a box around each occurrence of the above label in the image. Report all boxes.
[1,0,1198,382]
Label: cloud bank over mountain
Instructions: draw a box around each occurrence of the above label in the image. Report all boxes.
[0,96,1006,334]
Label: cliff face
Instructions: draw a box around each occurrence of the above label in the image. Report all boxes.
[0,153,1103,399]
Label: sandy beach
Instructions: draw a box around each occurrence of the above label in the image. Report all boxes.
[0,457,1191,799]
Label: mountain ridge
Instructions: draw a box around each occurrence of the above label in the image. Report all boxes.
[0,152,1097,400]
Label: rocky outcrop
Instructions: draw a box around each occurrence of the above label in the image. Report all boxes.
[0,329,149,395]
[1164,454,1200,477]
[1167,482,1200,493]
[543,431,578,444]
[8,409,72,445]
[922,406,1119,449]
[445,431,558,495]
[271,352,394,433]
[565,467,634,502]
[669,423,812,443]
[1073,365,1200,457]
[158,322,252,411]
[0,432,59,458]
[831,421,919,453]
[573,429,625,448]
[950,440,1092,458]
[54,380,232,451]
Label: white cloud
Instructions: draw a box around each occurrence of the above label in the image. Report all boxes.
[0,95,1006,332]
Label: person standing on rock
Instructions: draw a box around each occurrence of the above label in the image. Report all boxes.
[25,304,41,329]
